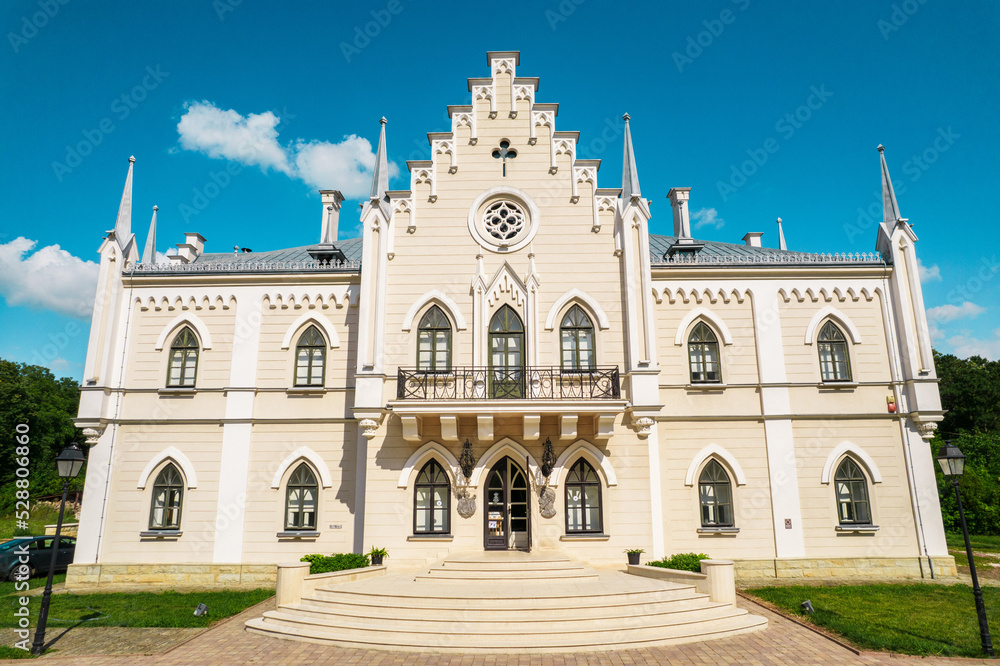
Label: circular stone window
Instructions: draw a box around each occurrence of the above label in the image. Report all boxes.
[467,187,540,253]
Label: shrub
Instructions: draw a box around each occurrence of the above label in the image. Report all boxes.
[300,552,370,575]
[647,552,710,572]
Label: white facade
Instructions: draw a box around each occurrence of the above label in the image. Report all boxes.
[70,52,953,586]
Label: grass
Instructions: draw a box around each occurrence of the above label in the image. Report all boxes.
[0,504,65,540]
[0,586,274,629]
[0,645,34,659]
[0,574,65,597]
[745,583,1000,658]
[946,532,1000,553]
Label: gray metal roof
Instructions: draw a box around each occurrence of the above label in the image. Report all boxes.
[191,237,363,265]
[648,234,883,266]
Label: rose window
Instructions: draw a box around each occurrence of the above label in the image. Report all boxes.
[483,201,526,241]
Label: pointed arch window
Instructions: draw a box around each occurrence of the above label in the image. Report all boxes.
[560,305,595,370]
[167,327,199,387]
[489,305,525,399]
[414,460,450,534]
[699,460,733,527]
[149,464,183,530]
[565,459,603,533]
[835,458,871,525]
[295,325,326,386]
[688,322,721,383]
[818,321,852,382]
[417,306,452,372]
[285,464,318,530]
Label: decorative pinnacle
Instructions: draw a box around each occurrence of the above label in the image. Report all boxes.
[153,205,158,211]
[877,144,884,153]
[622,112,630,121]
[128,155,136,163]
[777,217,781,223]
[380,116,387,125]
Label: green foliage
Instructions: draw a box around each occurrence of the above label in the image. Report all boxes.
[0,587,274,629]
[0,359,84,514]
[1,503,62,540]
[933,351,1000,435]
[367,546,388,559]
[300,552,370,574]
[647,552,710,572]
[745,583,1000,658]
[623,548,645,555]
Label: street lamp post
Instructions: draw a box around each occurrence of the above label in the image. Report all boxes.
[30,443,86,656]
[936,440,995,659]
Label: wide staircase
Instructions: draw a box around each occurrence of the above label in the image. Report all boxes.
[245,552,767,653]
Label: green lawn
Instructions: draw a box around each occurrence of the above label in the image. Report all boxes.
[0,587,274,629]
[0,504,64,540]
[946,533,1000,553]
[0,573,65,597]
[745,583,1000,658]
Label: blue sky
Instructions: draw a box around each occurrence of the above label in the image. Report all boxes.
[1,0,997,379]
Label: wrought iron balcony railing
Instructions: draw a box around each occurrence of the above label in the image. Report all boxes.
[396,366,621,401]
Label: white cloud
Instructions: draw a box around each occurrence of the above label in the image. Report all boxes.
[917,257,941,282]
[946,328,1000,361]
[176,101,397,199]
[926,301,985,324]
[49,358,71,372]
[0,238,98,319]
[690,207,724,230]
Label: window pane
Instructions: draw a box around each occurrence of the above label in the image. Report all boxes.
[415,508,430,532]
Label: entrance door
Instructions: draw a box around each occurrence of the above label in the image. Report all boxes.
[489,305,525,399]
[484,457,530,551]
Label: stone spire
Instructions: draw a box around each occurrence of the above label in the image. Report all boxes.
[113,156,135,249]
[141,205,157,264]
[878,144,902,231]
[621,113,641,202]
[777,217,787,251]
[362,117,392,220]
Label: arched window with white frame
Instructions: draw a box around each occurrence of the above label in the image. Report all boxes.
[414,460,450,534]
[166,327,199,387]
[149,463,184,530]
[417,305,452,371]
[698,459,733,527]
[834,457,871,525]
[560,304,595,370]
[565,459,603,534]
[294,325,326,386]
[284,463,319,531]
[688,321,721,384]
[818,320,852,382]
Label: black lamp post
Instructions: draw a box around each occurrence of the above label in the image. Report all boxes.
[30,443,85,656]
[936,440,995,658]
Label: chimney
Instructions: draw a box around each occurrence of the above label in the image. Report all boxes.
[667,187,692,238]
[173,232,206,263]
[319,190,345,243]
[742,232,763,247]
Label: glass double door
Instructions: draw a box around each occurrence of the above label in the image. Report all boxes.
[484,457,530,551]
[489,305,525,399]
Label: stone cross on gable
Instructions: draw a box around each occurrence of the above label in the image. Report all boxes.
[491,140,517,176]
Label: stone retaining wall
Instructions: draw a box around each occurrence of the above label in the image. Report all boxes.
[732,556,957,582]
[65,563,276,588]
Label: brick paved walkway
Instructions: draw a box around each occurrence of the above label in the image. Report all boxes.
[3,596,992,665]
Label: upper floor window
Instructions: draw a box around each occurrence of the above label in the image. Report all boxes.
[560,305,595,370]
[285,463,318,531]
[295,325,326,386]
[565,459,602,533]
[688,322,721,383]
[818,321,852,382]
[698,460,733,527]
[167,327,199,387]
[149,463,183,530]
[417,306,452,372]
[414,460,450,534]
[834,458,871,525]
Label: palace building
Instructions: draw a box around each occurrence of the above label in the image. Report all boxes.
[68,51,954,588]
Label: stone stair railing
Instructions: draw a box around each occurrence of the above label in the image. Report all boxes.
[626,559,737,606]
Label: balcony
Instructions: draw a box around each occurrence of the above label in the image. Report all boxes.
[396,366,621,401]
[390,367,625,443]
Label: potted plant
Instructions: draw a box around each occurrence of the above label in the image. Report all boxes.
[624,548,644,566]
[368,546,388,566]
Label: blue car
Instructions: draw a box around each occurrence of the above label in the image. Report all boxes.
[1,536,76,582]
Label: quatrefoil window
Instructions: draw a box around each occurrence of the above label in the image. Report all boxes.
[483,200,526,242]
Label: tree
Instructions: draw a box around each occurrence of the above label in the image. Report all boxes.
[0,359,84,514]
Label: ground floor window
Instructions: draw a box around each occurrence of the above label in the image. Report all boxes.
[565,459,602,533]
[414,460,450,534]
[285,463,318,530]
[699,460,734,527]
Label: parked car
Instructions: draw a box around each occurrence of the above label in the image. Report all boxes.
[1,536,76,582]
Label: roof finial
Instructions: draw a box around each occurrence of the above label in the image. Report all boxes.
[363,117,391,220]
[141,205,158,264]
[776,217,787,251]
[113,156,135,250]
[879,144,902,231]
[621,113,641,201]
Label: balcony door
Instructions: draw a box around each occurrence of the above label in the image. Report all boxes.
[489,305,525,399]
[484,456,530,551]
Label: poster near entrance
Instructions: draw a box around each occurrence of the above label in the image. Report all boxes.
[484,456,530,551]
